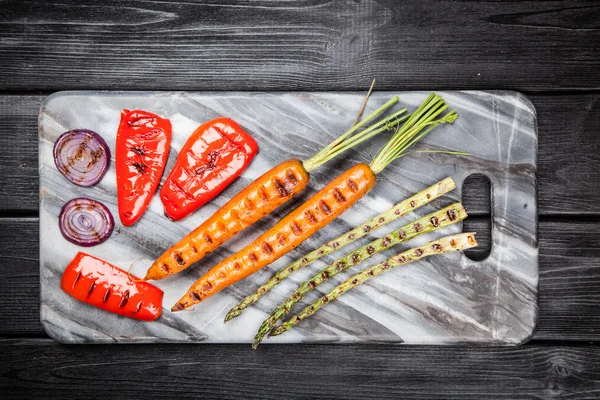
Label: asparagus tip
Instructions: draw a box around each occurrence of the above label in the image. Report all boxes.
[224,310,236,323]
[269,327,284,337]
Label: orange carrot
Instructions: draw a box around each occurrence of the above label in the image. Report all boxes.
[144,96,406,281]
[145,159,309,280]
[171,164,375,310]
[172,93,459,311]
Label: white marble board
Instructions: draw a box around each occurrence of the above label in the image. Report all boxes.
[39,91,538,344]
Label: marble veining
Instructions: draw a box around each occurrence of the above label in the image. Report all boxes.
[39,91,538,344]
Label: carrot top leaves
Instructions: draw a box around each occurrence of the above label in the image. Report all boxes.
[305,92,461,174]
[302,96,408,172]
[369,93,459,175]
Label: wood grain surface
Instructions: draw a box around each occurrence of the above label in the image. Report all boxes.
[2,339,600,400]
[2,217,599,341]
[1,0,599,398]
[2,94,599,214]
[0,0,598,91]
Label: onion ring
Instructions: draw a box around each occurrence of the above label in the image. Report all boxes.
[59,198,114,247]
[53,129,110,187]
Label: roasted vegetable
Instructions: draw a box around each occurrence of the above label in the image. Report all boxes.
[53,129,110,187]
[174,94,458,312]
[225,177,456,322]
[61,252,163,321]
[172,163,375,311]
[253,203,467,348]
[116,109,172,226]
[145,96,407,281]
[160,117,258,221]
[270,232,478,338]
[58,197,114,247]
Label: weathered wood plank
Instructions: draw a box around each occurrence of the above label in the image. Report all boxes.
[537,219,600,341]
[537,94,600,216]
[1,93,598,214]
[1,339,599,399]
[0,96,40,212]
[1,218,598,340]
[0,0,598,91]
[0,218,42,336]
[1,0,598,396]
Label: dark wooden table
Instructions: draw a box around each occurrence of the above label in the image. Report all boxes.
[1,1,599,398]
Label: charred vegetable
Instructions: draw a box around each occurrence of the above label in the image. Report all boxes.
[172,163,375,311]
[61,252,163,321]
[116,109,172,227]
[145,96,407,281]
[173,93,458,312]
[59,197,115,247]
[270,232,478,338]
[53,129,110,187]
[160,117,259,221]
[225,177,456,322]
[252,202,467,348]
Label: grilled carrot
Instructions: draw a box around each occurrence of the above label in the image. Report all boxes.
[171,164,375,310]
[172,93,460,311]
[224,177,456,322]
[145,159,309,280]
[144,96,407,281]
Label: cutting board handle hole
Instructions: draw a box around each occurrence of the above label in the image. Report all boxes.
[462,173,492,261]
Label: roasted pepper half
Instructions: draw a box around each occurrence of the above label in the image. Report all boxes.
[160,117,259,221]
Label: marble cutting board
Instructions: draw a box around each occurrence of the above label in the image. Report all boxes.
[39,91,538,344]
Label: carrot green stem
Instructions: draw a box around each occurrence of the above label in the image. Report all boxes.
[399,150,470,158]
[224,177,456,323]
[352,79,376,127]
[321,111,409,164]
[251,202,468,349]
[369,93,459,175]
[303,96,400,172]
[270,232,478,337]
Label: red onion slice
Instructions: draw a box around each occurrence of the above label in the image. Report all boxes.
[59,198,115,247]
[53,129,110,187]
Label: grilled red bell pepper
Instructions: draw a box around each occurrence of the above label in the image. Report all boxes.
[61,252,163,321]
[160,117,259,221]
[116,109,172,226]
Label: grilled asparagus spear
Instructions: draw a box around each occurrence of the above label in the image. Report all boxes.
[269,232,477,338]
[225,177,456,322]
[252,202,467,348]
